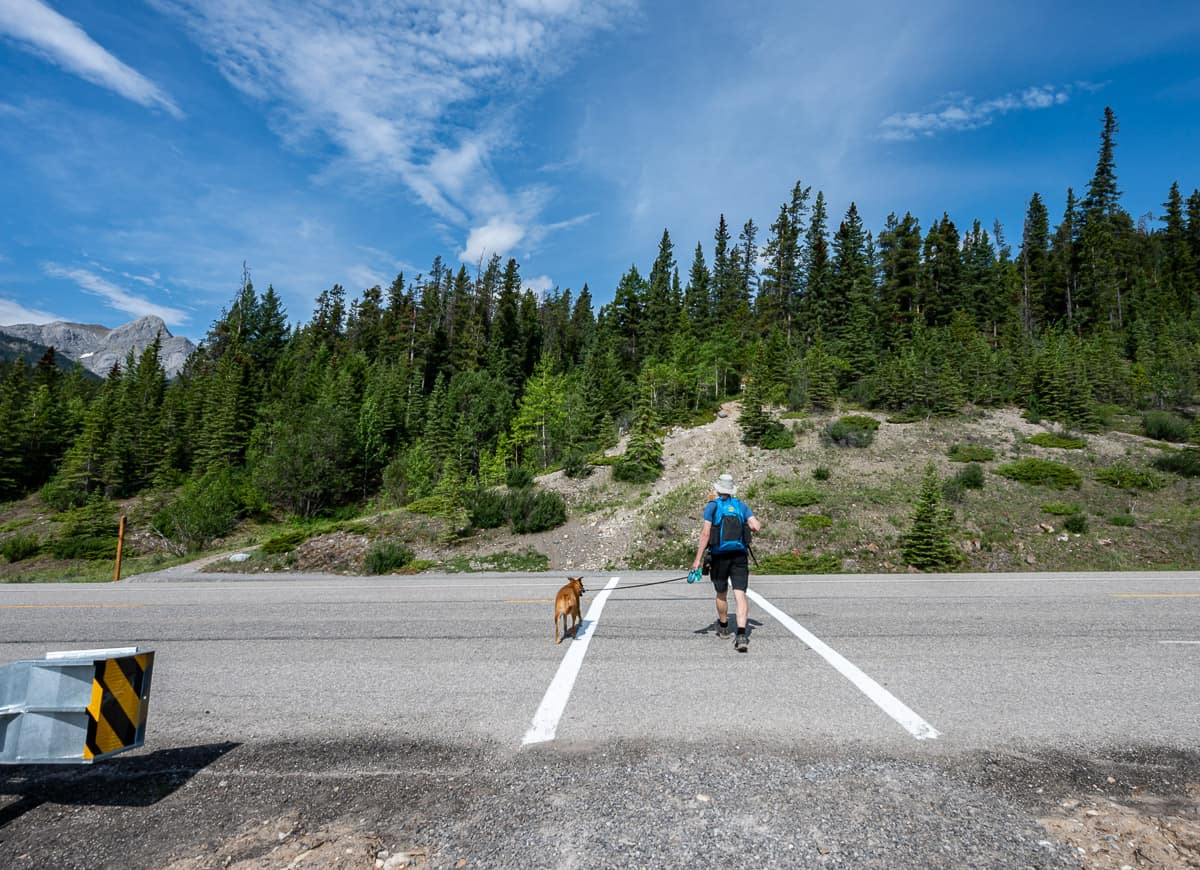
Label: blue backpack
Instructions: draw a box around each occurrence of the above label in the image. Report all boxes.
[708,497,751,554]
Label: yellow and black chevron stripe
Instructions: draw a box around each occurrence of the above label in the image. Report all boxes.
[83,652,153,760]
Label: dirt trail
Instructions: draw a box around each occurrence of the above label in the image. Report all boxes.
[521,400,753,570]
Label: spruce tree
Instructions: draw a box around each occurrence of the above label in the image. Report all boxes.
[613,376,662,483]
[1019,193,1051,334]
[900,465,961,570]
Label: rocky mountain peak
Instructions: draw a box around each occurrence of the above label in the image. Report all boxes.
[0,316,197,379]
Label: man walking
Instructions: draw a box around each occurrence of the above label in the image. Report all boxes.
[691,473,761,652]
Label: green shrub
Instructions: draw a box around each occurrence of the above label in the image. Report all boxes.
[562,451,593,479]
[406,494,458,515]
[39,477,89,511]
[1142,410,1192,442]
[941,479,965,504]
[612,457,661,483]
[1095,464,1162,491]
[508,489,567,533]
[797,514,833,531]
[152,468,246,553]
[260,529,310,554]
[766,487,821,507]
[754,552,841,574]
[49,496,118,560]
[812,466,831,481]
[758,424,795,449]
[1,533,40,563]
[1063,512,1088,533]
[823,415,880,448]
[1152,449,1200,478]
[469,488,509,529]
[947,444,995,462]
[506,466,534,490]
[995,458,1081,489]
[364,541,415,574]
[1041,501,1082,516]
[1108,514,1136,527]
[954,464,985,489]
[1027,432,1086,450]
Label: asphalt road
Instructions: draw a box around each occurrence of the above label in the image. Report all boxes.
[2,569,1198,868]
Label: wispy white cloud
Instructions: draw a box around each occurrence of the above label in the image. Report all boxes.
[0,0,182,118]
[522,274,554,297]
[43,264,190,325]
[155,0,631,263]
[0,296,60,325]
[879,84,1078,141]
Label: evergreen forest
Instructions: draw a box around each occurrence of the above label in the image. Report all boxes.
[1,108,1198,564]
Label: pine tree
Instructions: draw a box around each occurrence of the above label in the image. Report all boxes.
[487,259,523,391]
[1019,193,1051,334]
[877,211,922,348]
[685,243,712,332]
[644,229,678,361]
[610,264,647,374]
[900,465,961,570]
[511,354,567,469]
[1160,182,1195,315]
[1048,189,1081,324]
[613,376,662,483]
[803,191,832,341]
[1078,107,1126,328]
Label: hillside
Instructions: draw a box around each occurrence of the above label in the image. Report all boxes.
[192,401,1199,577]
[3,401,1197,582]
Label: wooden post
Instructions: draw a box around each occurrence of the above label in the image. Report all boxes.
[114,515,126,582]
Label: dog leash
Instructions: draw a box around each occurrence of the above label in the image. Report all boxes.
[602,573,691,592]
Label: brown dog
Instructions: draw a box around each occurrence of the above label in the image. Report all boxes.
[554,576,586,643]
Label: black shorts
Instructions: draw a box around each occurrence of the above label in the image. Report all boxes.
[710,552,749,593]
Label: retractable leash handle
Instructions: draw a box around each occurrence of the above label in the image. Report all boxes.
[687,568,703,583]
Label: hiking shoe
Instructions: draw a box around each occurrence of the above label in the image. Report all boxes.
[735,633,748,653]
[715,622,731,639]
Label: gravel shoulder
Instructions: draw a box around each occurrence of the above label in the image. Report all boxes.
[2,739,1197,869]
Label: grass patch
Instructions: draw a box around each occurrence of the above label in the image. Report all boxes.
[812,466,831,481]
[947,444,995,462]
[1152,449,1200,478]
[994,458,1081,489]
[260,529,312,554]
[2,551,196,583]
[766,486,822,507]
[797,514,834,531]
[1095,464,1162,491]
[1027,432,1086,449]
[364,540,415,574]
[440,549,549,573]
[754,552,841,574]
[1141,410,1192,442]
[1,533,40,563]
[1108,514,1136,527]
[1041,502,1082,516]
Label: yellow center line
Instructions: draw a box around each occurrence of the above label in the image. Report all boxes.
[1109,593,1200,599]
[0,603,146,609]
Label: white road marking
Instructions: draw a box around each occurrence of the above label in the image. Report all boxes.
[522,576,620,746]
[747,589,941,741]
[1159,640,1200,644]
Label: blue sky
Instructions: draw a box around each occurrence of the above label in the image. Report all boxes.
[1,0,1198,342]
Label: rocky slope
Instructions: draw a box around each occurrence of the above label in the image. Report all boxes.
[0,315,197,378]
